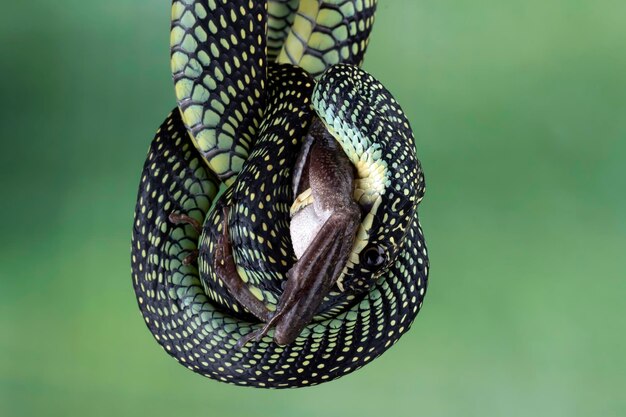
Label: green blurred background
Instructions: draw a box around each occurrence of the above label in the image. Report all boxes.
[1,1,625,416]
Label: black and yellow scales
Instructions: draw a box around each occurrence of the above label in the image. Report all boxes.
[132,0,429,388]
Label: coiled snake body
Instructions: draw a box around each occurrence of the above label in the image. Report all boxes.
[132,0,429,388]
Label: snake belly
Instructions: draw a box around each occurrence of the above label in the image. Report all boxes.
[132,0,428,388]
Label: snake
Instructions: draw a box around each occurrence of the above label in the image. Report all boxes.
[131,0,429,388]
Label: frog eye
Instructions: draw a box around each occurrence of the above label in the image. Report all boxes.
[363,245,386,269]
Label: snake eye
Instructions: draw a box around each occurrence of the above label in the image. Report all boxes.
[363,245,386,269]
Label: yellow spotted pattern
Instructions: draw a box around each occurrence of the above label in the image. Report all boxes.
[131,104,428,386]
[313,64,426,291]
[171,0,377,183]
[171,0,268,182]
[132,0,429,388]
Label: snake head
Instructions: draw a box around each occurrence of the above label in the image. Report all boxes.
[310,64,425,292]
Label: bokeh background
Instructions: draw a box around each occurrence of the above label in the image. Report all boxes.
[1,1,625,416]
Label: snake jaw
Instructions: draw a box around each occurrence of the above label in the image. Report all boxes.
[288,111,390,292]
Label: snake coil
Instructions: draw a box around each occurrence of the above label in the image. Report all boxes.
[132,0,429,388]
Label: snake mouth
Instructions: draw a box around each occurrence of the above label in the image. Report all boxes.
[287,117,387,293]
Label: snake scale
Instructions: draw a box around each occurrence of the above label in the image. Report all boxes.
[132,0,429,388]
